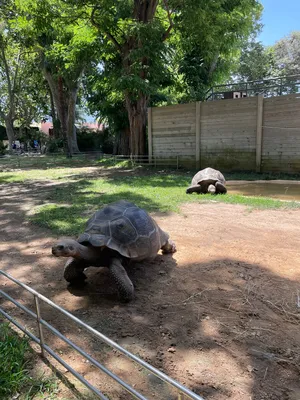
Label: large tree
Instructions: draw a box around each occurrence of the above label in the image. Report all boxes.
[84,0,262,155]
[0,19,48,149]
[233,31,300,95]
[273,31,300,77]
[0,24,20,148]
[15,0,99,155]
[234,40,274,82]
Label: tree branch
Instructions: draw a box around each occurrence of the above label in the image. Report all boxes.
[162,0,174,41]
[162,24,173,41]
[0,42,13,100]
[12,50,21,95]
[0,108,5,120]
[91,6,122,51]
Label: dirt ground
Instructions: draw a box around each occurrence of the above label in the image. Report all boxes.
[1,177,300,400]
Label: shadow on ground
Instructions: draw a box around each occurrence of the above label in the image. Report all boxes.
[2,251,300,400]
[1,173,300,399]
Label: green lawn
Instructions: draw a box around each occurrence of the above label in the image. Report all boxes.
[29,172,300,236]
[1,156,300,237]
[0,323,58,399]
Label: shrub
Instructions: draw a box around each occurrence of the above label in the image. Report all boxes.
[0,140,7,155]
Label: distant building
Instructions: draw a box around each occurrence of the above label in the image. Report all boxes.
[223,91,247,99]
[38,120,104,136]
[77,122,105,131]
[39,121,53,136]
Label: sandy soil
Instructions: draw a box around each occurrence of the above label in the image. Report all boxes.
[1,178,300,400]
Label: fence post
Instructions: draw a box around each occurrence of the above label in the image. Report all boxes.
[148,107,153,164]
[195,101,201,170]
[256,94,264,173]
[34,295,45,357]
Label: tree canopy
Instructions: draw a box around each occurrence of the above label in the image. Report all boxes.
[0,0,266,155]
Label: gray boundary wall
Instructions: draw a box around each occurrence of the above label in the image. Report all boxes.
[148,94,300,173]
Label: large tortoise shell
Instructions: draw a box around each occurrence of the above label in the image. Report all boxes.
[77,200,168,259]
[191,167,226,186]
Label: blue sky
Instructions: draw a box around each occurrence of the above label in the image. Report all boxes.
[258,0,300,45]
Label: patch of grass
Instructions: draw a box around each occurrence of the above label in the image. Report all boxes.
[0,322,30,397]
[0,167,95,183]
[96,157,134,169]
[0,154,100,171]
[0,157,136,183]
[2,155,300,183]
[0,323,58,399]
[1,157,300,235]
[29,173,300,236]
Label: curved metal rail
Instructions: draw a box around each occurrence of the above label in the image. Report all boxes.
[0,269,205,400]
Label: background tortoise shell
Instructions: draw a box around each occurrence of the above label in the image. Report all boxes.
[191,167,226,186]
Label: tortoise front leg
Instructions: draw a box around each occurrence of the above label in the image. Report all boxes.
[215,181,227,194]
[108,257,134,302]
[161,239,177,254]
[64,257,87,284]
[186,185,203,194]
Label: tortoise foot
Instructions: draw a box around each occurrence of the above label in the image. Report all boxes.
[162,239,176,254]
[66,273,87,287]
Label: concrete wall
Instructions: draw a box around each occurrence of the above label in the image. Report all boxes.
[148,94,300,173]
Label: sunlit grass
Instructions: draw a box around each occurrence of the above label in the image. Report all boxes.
[1,157,299,236]
[28,173,300,236]
[0,323,58,399]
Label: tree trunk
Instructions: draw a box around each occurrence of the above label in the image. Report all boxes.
[49,89,60,138]
[43,69,71,156]
[114,127,130,155]
[67,88,80,153]
[57,75,72,156]
[4,116,15,150]
[125,94,148,155]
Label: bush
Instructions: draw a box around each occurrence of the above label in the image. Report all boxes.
[46,137,64,153]
[0,125,7,140]
[0,140,7,155]
[77,127,114,153]
[17,128,47,148]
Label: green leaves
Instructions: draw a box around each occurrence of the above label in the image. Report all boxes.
[273,31,300,77]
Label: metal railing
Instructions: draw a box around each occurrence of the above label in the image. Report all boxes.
[206,74,300,101]
[0,152,184,170]
[104,154,181,169]
[0,270,204,400]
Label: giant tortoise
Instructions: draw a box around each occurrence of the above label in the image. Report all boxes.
[186,167,227,194]
[52,200,176,302]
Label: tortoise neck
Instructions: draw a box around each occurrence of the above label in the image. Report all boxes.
[75,243,100,262]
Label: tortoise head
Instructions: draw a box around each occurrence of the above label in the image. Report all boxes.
[207,184,216,194]
[52,238,80,258]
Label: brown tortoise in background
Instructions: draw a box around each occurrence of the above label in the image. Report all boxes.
[186,167,227,195]
[52,200,176,302]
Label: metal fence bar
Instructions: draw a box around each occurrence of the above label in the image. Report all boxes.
[0,153,182,170]
[34,295,45,357]
[0,290,148,400]
[0,270,204,400]
[0,307,109,400]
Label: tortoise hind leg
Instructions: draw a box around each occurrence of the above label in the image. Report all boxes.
[161,239,176,254]
[109,257,134,302]
[64,257,87,285]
